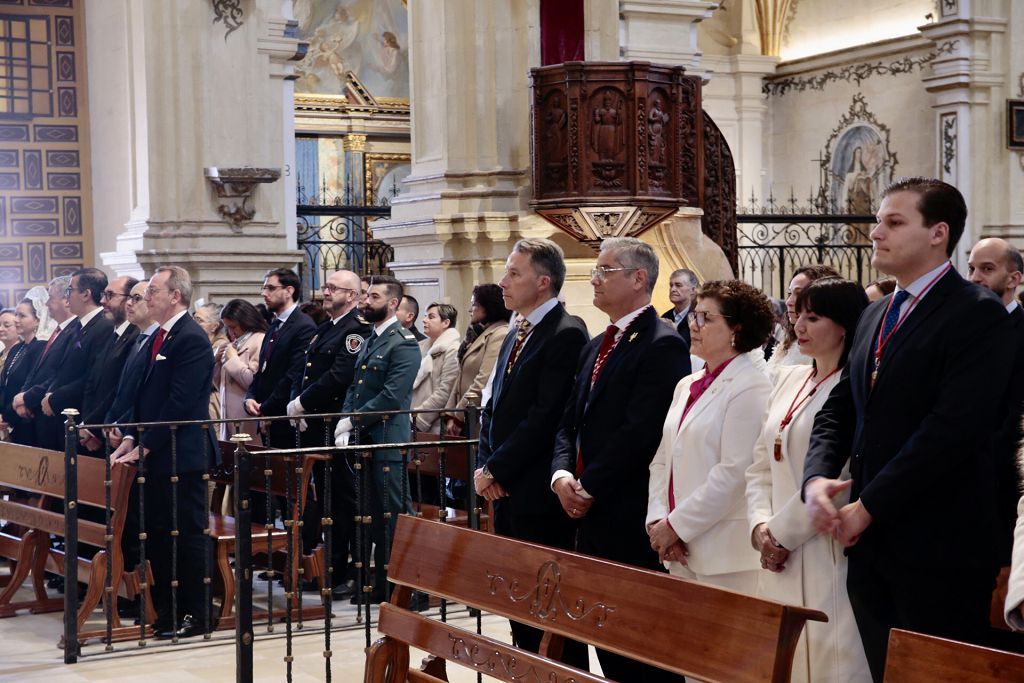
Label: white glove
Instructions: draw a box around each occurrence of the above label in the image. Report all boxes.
[286,397,304,418]
[334,430,350,447]
[296,418,308,432]
[333,416,353,441]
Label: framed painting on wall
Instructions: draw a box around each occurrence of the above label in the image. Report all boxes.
[1008,100,1024,150]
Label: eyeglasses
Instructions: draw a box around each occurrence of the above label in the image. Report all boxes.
[128,294,145,304]
[590,266,638,281]
[688,310,732,329]
[144,286,169,297]
[322,284,355,295]
[260,284,284,292]
[61,286,82,297]
[101,290,127,301]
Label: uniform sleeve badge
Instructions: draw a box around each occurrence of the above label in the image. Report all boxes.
[346,333,365,354]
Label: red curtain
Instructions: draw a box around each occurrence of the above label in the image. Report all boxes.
[540,0,585,65]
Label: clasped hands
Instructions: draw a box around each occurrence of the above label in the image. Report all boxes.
[553,476,591,520]
[647,518,688,565]
[108,438,148,465]
[473,467,508,501]
[751,523,789,572]
[12,392,33,419]
[804,478,871,547]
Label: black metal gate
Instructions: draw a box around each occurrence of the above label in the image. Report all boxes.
[737,191,879,300]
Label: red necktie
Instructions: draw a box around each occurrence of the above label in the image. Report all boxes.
[577,324,620,476]
[150,328,167,362]
[41,324,62,358]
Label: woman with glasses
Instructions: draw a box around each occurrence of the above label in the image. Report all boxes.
[214,299,268,440]
[0,297,45,444]
[745,277,870,682]
[443,284,511,436]
[646,280,773,595]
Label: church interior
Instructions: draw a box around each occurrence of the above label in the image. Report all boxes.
[2,0,1024,680]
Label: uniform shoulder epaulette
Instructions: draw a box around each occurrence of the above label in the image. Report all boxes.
[356,314,369,325]
[402,332,416,340]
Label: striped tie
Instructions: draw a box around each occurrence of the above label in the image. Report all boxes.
[505,319,532,375]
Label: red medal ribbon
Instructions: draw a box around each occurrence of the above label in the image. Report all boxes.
[779,366,839,434]
[873,262,952,373]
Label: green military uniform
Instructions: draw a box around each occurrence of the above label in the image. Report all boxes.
[342,318,420,593]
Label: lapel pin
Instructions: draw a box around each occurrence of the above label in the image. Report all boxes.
[628,332,638,342]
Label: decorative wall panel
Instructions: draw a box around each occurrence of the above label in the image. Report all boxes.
[0,0,89,309]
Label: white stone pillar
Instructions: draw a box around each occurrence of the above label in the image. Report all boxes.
[620,1,718,74]
[92,0,305,302]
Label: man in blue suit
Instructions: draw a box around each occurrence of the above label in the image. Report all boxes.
[334,275,419,602]
[111,266,214,639]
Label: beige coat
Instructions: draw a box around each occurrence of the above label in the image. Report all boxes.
[647,352,770,581]
[745,364,870,682]
[216,331,264,440]
[412,327,461,433]
[444,321,509,419]
[1004,456,1024,630]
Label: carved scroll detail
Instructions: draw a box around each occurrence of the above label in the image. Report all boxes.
[486,561,615,628]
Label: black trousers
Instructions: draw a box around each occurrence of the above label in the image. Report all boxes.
[492,502,590,673]
[577,516,684,683]
[300,454,357,585]
[144,470,211,622]
[846,552,997,682]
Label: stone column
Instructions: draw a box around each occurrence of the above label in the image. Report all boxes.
[919,3,1011,268]
[91,0,305,302]
[620,0,718,74]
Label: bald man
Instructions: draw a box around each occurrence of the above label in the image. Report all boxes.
[967,237,1024,567]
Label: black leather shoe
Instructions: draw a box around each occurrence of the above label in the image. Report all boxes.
[350,588,386,605]
[330,579,355,600]
[154,614,204,640]
[117,597,140,619]
[408,591,430,613]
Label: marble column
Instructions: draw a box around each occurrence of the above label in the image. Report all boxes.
[89,0,305,302]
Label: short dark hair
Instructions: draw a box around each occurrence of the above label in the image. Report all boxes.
[71,267,108,305]
[300,300,329,325]
[695,280,774,353]
[866,277,897,296]
[265,267,301,302]
[472,283,511,324]
[401,294,420,319]
[121,276,140,295]
[428,302,457,327]
[221,298,269,333]
[512,237,566,294]
[882,177,967,257]
[795,277,869,368]
[367,274,404,302]
[793,264,841,282]
[1006,246,1024,274]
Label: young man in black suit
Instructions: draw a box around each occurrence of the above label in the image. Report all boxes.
[475,237,590,670]
[110,266,215,639]
[552,237,690,682]
[14,275,81,449]
[967,237,1024,571]
[803,178,1016,681]
[660,267,697,348]
[244,267,317,448]
[286,268,370,596]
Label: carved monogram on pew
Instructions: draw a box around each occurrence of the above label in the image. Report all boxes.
[16,454,63,489]
[486,560,615,628]
[448,633,585,683]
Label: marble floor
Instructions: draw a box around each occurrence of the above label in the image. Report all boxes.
[0,578,605,682]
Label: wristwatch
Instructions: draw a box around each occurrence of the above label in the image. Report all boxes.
[480,465,494,480]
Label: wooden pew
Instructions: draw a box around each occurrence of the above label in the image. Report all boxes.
[208,441,327,627]
[884,628,1024,681]
[408,432,491,531]
[365,515,827,683]
[0,442,135,643]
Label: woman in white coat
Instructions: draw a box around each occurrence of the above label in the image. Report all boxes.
[411,302,461,433]
[746,277,870,682]
[647,280,774,594]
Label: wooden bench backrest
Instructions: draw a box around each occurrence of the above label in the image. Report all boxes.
[0,442,135,548]
[215,440,324,501]
[884,628,1024,682]
[409,432,474,480]
[384,515,826,683]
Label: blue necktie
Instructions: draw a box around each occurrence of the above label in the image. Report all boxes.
[879,289,911,343]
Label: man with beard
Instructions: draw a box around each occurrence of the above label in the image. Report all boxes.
[79,275,140,454]
[334,275,419,602]
[287,269,370,597]
[967,237,1024,570]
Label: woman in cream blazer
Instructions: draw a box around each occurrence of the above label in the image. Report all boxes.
[216,299,267,440]
[647,280,774,594]
[746,278,870,682]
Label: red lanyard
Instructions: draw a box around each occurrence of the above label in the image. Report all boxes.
[779,366,839,433]
[873,262,951,369]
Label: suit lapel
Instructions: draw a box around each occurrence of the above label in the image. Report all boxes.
[674,355,747,441]
[585,307,653,414]
[143,315,188,382]
[851,300,885,403]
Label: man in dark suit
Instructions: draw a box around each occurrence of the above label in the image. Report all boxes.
[333,275,419,602]
[552,237,690,682]
[474,237,590,670]
[14,275,81,449]
[111,266,215,639]
[803,178,1016,681]
[287,269,370,596]
[398,294,426,343]
[78,275,139,454]
[967,237,1023,569]
[244,268,317,448]
[660,267,697,348]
